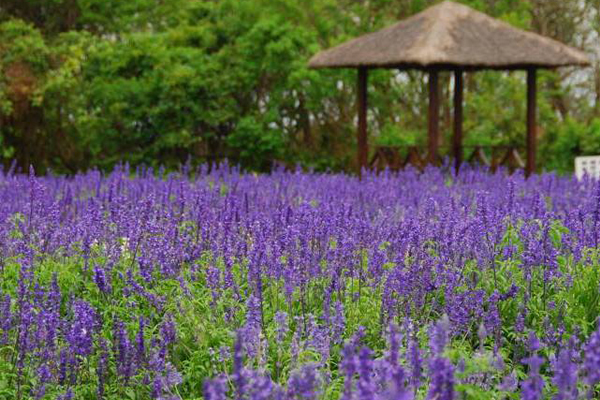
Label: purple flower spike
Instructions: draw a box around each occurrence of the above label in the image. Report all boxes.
[274,311,288,343]
[426,357,455,400]
[161,314,177,346]
[408,339,423,390]
[287,363,321,399]
[233,331,246,400]
[67,300,96,357]
[552,347,578,400]
[584,325,600,392]
[527,331,541,353]
[429,315,451,356]
[203,375,228,400]
[356,347,375,400]
[340,341,357,400]
[521,355,545,400]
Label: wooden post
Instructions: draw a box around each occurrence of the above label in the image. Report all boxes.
[428,70,440,165]
[357,67,368,175]
[453,70,464,173]
[526,68,537,177]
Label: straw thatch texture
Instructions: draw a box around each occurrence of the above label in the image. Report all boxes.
[308,1,589,70]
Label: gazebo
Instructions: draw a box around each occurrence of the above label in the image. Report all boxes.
[308,1,590,176]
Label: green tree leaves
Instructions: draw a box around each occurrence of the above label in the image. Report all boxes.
[0,0,597,173]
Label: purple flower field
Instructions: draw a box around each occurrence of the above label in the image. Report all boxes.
[0,163,599,399]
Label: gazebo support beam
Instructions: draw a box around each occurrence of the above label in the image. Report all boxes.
[357,67,368,175]
[453,70,464,173]
[526,68,537,177]
[428,70,440,165]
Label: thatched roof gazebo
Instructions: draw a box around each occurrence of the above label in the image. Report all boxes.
[308,0,590,176]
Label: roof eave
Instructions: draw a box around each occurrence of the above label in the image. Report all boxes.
[308,59,591,71]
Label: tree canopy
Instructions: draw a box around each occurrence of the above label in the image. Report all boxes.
[1,0,599,173]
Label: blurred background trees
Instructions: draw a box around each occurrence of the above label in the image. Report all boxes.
[1,0,599,174]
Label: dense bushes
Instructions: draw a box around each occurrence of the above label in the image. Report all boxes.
[0,0,599,174]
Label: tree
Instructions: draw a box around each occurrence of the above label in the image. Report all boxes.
[0,0,598,173]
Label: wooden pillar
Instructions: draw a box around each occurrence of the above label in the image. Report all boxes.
[428,70,440,165]
[357,67,368,175]
[453,70,464,173]
[526,68,537,177]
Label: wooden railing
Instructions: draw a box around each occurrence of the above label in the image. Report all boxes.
[369,145,525,172]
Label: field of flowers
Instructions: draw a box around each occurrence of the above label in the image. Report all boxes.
[0,163,599,400]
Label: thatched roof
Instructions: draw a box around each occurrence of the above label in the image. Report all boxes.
[308,1,590,70]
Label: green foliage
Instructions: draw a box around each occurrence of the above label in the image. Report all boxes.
[0,0,597,173]
[539,117,600,173]
[227,116,285,170]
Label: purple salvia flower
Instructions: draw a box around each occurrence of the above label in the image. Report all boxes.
[425,315,455,400]
[521,355,545,400]
[387,364,413,400]
[515,307,527,333]
[287,363,321,399]
[203,375,228,400]
[58,348,69,385]
[594,179,600,247]
[306,316,330,366]
[407,338,423,390]
[499,284,519,301]
[499,371,518,392]
[242,295,262,359]
[492,354,505,371]
[114,319,133,382]
[426,357,455,400]
[552,346,578,400]
[356,347,375,400]
[274,311,288,343]
[205,265,222,305]
[97,338,109,400]
[340,341,357,400]
[0,294,11,345]
[34,363,51,399]
[331,300,346,345]
[232,331,246,400]
[583,325,600,391]
[246,369,276,400]
[429,315,450,356]
[93,265,111,294]
[151,375,163,399]
[136,317,146,367]
[163,362,182,388]
[388,323,401,368]
[67,300,96,356]
[527,331,541,353]
[161,314,177,346]
[484,291,501,336]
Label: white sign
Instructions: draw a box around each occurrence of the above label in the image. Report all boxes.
[575,156,600,180]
